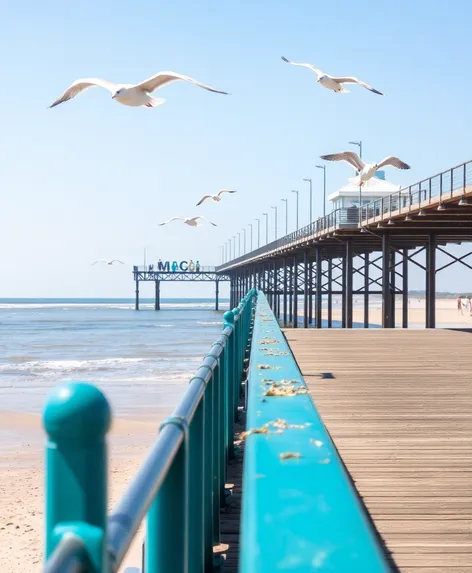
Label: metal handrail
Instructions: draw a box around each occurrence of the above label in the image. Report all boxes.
[42,289,257,572]
[218,158,472,270]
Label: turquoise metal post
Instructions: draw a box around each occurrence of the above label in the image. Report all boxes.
[203,374,214,569]
[188,400,205,573]
[231,306,240,424]
[218,347,227,505]
[146,442,186,572]
[43,381,111,572]
[223,310,235,459]
[211,361,221,537]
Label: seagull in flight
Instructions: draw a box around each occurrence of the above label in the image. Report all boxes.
[158,216,217,227]
[49,71,228,109]
[196,189,237,206]
[281,56,383,95]
[91,259,125,266]
[319,151,410,186]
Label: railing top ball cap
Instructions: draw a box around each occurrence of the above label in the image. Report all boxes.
[43,381,111,441]
[223,310,235,323]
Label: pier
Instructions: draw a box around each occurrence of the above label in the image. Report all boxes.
[219,159,472,329]
[133,265,230,310]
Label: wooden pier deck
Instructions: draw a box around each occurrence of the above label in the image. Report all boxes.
[284,328,472,572]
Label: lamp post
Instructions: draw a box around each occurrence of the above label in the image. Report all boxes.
[271,206,278,240]
[248,223,253,251]
[303,178,313,223]
[237,232,241,257]
[255,218,261,248]
[233,236,236,259]
[220,245,224,264]
[242,228,246,254]
[291,190,299,230]
[225,241,228,262]
[281,198,288,234]
[349,140,363,217]
[263,213,269,244]
[316,164,327,217]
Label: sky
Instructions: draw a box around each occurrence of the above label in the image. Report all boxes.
[1,0,472,298]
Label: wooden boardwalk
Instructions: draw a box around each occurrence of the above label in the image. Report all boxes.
[284,329,472,573]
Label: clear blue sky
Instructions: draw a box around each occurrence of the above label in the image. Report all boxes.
[1,0,472,298]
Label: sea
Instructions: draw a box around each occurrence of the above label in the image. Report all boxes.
[0,298,229,419]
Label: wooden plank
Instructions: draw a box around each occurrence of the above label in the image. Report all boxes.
[284,329,472,571]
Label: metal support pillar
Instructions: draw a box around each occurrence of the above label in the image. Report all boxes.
[426,234,436,328]
[215,281,219,311]
[382,234,392,328]
[345,239,353,329]
[364,253,369,328]
[289,261,293,325]
[327,259,332,328]
[135,278,140,311]
[402,249,408,328]
[308,260,313,325]
[341,256,347,328]
[389,250,396,328]
[303,251,309,328]
[155,280,160,311]
[315,247,322,329]
[283,258,288,326]
[273,261,278,317]
[293,256,298,328]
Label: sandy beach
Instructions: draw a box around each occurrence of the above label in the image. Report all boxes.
[0,409,170,572]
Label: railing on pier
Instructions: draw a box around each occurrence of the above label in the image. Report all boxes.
[42,289,256,573]
[218,158,472,270]
[239,291,389,571]
[134,265,216,272]
[360,158,472,223]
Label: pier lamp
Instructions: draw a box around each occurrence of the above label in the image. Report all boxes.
[271,206,278,240]
[225,241,229,262]
[242,228,247,254]
[263,213,269,244]
[316,164,327,217]
[248,223,253,251]
[232,235,237,259]
[255,218,261,248]
[281,198,288,234]
[291,190,299,230]
[303,178,313,223]
[237,232,241,257]
[349,140,363,160]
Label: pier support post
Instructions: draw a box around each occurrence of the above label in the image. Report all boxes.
[289,261,293,325]
[215,281,219,311]
[308,259,313,325]
[426,234,436,328]
[389,250,396,328]
[135,278,140,311]
[303,251,309,328]
[382,234,392,328]
[283,258,288,326]
[315,246,322,328]
[341,256,347,328]
[327,258,333,328]
[273,261,278,318]
[155,280,160,311]
[364,253,369,328]
[402,249,408,328]
[293,256,298,328]
[345,239,354,329]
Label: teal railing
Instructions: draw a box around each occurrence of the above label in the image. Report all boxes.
[239,292,390,572]
[42,289,256,573]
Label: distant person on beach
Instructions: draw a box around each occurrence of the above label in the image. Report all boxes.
[469,296,472,315]
[457,296,463,315]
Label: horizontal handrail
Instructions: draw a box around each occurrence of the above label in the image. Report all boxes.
[239,291,389,571]
[42,289,257,572]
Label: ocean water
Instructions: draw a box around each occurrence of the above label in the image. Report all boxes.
[0,298,229,416]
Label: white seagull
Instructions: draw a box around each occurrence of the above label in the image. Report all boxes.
[196,189,237,206]
[91,259,125,266]
[49,71,228,109]
[281,56,383,95]
[319,151,410,186]
[158,216,217,227]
